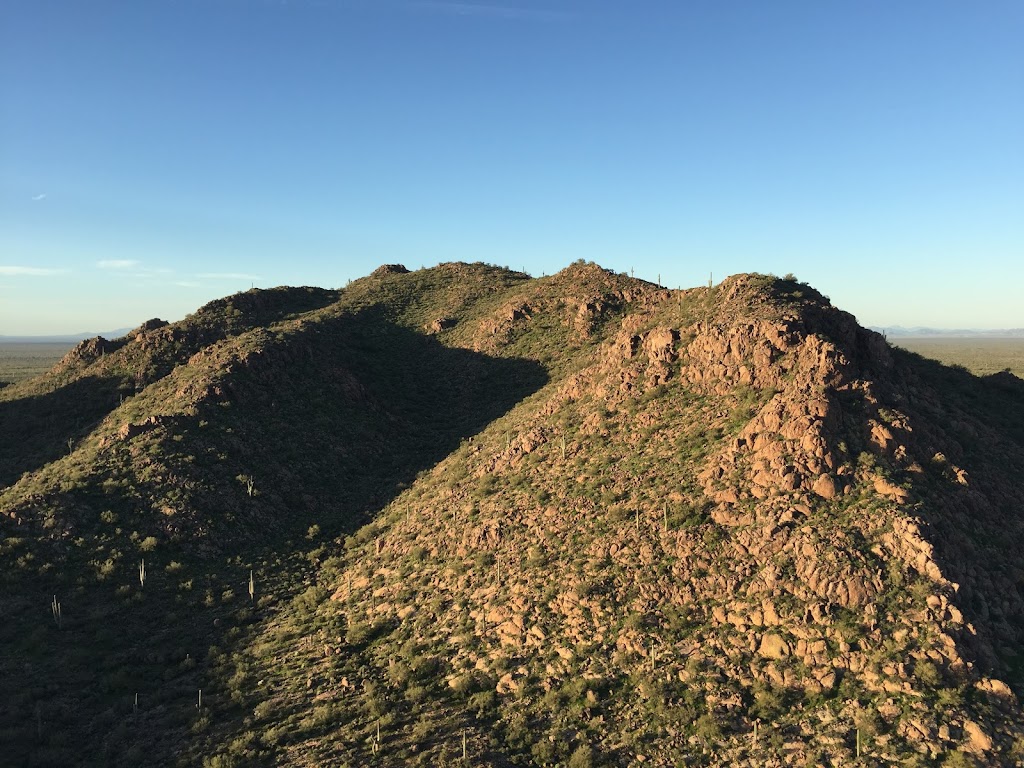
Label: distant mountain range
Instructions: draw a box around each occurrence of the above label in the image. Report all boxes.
[0,328,134,343]
[870,326,1024,338]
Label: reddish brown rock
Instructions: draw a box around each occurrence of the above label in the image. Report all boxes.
[812,474,837,499]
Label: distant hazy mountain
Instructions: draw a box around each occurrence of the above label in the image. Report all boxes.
[0,328,134,343]
[870,326,1024,338]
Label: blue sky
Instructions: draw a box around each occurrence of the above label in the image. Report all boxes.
[2,0,1021,334]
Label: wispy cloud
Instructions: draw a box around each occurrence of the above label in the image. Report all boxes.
[410,1,570,21]
[31,193,47,201]
[174,281,201,288]
[0,265,65,276]
[197,272,262,281]
[97,259,140,270]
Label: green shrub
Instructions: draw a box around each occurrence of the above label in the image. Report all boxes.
[531,740,557,763]
[854,707,883,737]
[469,690,497,717]
[914,660,941,687]
[568,744,594,768]
[202,755,237,768]
[694,712,722,743]
[940,750,977,768]
[405,684,429,704]
[749,681,786,720]
[292,585,325,615]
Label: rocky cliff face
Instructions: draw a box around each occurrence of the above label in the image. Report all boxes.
[1,264,1022,767]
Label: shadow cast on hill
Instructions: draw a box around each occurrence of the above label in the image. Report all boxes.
[187,304,550,548]
[0,287,346,492]
[0,374,127,489]
[889,348,1024,691]
[0,308,549,767]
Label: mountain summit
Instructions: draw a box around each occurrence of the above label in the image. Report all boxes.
[2,262,1022,766]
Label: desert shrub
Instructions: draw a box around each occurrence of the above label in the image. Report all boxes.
[345,620,379,646]
[410,654,441,681]
[202,755,237,768]
[405,684,429,705]
[362,682,389,718]
[568,744,594,768]
[854,706,883,737]
[411,717,433,742]
[476,474,497,496]
[261,725,287,747]
[936,686,965,709]
[834,607,863,643]
[693,712,722,743]
[1011,737,1024,760]
[292,585,325,615]
[226,731,258,757]
[527,546,547,567]
[531,740,557,763]
[474,552,495,569]
[388,660,411,687]
[914,660,942,687]
[451,670,494,697]
[940,750,977,768]
[469,690,497,718]
[749,681,786,720]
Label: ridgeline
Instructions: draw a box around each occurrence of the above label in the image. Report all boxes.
[2,262,1023,766]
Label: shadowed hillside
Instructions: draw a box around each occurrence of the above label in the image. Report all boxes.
[1,263,1022,767]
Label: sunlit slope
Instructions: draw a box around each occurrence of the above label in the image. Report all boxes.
[1,263,1022,767]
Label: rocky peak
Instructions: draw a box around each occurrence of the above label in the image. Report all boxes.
[371,263,410,276]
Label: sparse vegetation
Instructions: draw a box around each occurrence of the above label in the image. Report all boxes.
[1,265,1022,766]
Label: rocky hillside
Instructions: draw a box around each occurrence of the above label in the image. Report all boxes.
[1,262,1022,767]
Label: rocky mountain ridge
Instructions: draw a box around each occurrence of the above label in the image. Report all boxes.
[1,262,1022,767]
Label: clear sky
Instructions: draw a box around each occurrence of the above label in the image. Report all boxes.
[2,0,1022,335]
